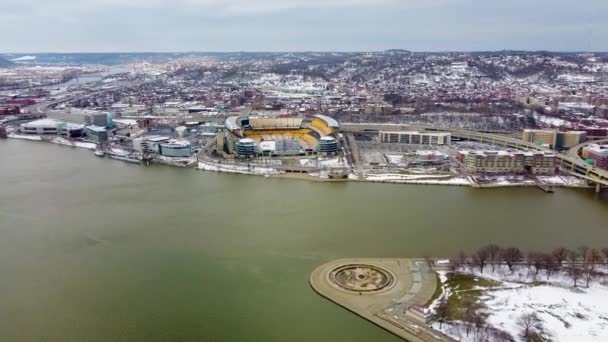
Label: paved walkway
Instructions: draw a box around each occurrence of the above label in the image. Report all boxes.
[310,258,455,342]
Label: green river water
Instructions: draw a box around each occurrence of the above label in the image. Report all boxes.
[1,139,608,342]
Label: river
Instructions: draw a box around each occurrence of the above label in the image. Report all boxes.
[1,139,607,342]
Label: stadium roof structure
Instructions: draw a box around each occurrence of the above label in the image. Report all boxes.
[314,114,339,128]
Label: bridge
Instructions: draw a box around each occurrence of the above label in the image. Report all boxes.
[341,123,608,188]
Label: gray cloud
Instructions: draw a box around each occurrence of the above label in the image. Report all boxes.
[0,0,606,52]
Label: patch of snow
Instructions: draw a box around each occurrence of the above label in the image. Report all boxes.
[537,175,586,186]
[365,173,471,186]
[51,137,96,150]
[8,133,42,141]
[434,265,608,342]
[197,160,280,176]
[299,157,347,168]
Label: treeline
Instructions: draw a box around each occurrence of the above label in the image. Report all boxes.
[453,244,608,287]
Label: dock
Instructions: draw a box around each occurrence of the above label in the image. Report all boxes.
[535,180,555,193]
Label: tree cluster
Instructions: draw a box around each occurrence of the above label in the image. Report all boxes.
[456,244,608,288]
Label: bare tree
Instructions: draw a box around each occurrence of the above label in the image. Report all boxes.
[583,265,594,287]
[528,252,544,275]
[568,250,580,267]
[551,247,569,267]
[470,311,488,338]
[589,249,603,271]
[502,247,523,271]
[518,312,541,340]
[601,248,608,267]
[543,254,558,279]
[579,245,590,264]
[485,244,501,272]
[475,246,491,273]
[434,298,450,329]
[568,266,583,287]
[458,250,468,266]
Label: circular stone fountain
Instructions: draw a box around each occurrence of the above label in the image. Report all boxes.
[329,264,395,293]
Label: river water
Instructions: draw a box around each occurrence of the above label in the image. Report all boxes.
[1,139,607,342]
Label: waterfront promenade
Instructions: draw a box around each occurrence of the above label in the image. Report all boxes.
[310,258,455,342]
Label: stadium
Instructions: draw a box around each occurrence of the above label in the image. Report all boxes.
[219,114,340,158]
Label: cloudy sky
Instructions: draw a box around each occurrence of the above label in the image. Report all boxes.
[1,0,606,52]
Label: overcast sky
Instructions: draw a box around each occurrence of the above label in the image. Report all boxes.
[1,0,606,52]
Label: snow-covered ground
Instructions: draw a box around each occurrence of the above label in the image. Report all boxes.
[8,133,42,141]
[537,175,587,186]
[112,119,138,127]
[51,137,97,150]
[157,155,197,167]
[431,265,608,342]
[365,173,472,185]
[197,160,280,176]
[535,114,572,128]
[299,156,347,168]
[384,154,407,167]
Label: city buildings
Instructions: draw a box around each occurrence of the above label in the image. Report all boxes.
[86,113,111,128]
[582,144,608,170]
[379,131,452,145]
[558,131,587,149]
[461,151,526,174]
[133,136,193,157]
[0,106,20,115]
[84,125,108,144]
[524,152,557,175]
[522,129,587,149]
[459,150,556,174]
[522,129,558,148]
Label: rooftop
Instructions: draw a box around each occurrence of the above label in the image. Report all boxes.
[85,125,107,133]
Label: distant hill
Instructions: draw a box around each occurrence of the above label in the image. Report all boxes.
[0,56,14,68]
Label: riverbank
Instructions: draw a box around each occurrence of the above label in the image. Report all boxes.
[3,135,592,189]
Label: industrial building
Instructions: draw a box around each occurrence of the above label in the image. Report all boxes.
[379,131,451,145]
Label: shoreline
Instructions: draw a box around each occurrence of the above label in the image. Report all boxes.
[4,135,593,189]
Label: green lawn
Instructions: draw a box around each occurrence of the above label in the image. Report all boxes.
[436,272,499,321]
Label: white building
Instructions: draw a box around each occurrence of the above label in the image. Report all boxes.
[159,140,193,157]
[20,119,66,135]
[133,136,192,157]
[379,131,451,145]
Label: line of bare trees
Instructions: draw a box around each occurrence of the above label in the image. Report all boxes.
[454,244,608,287]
